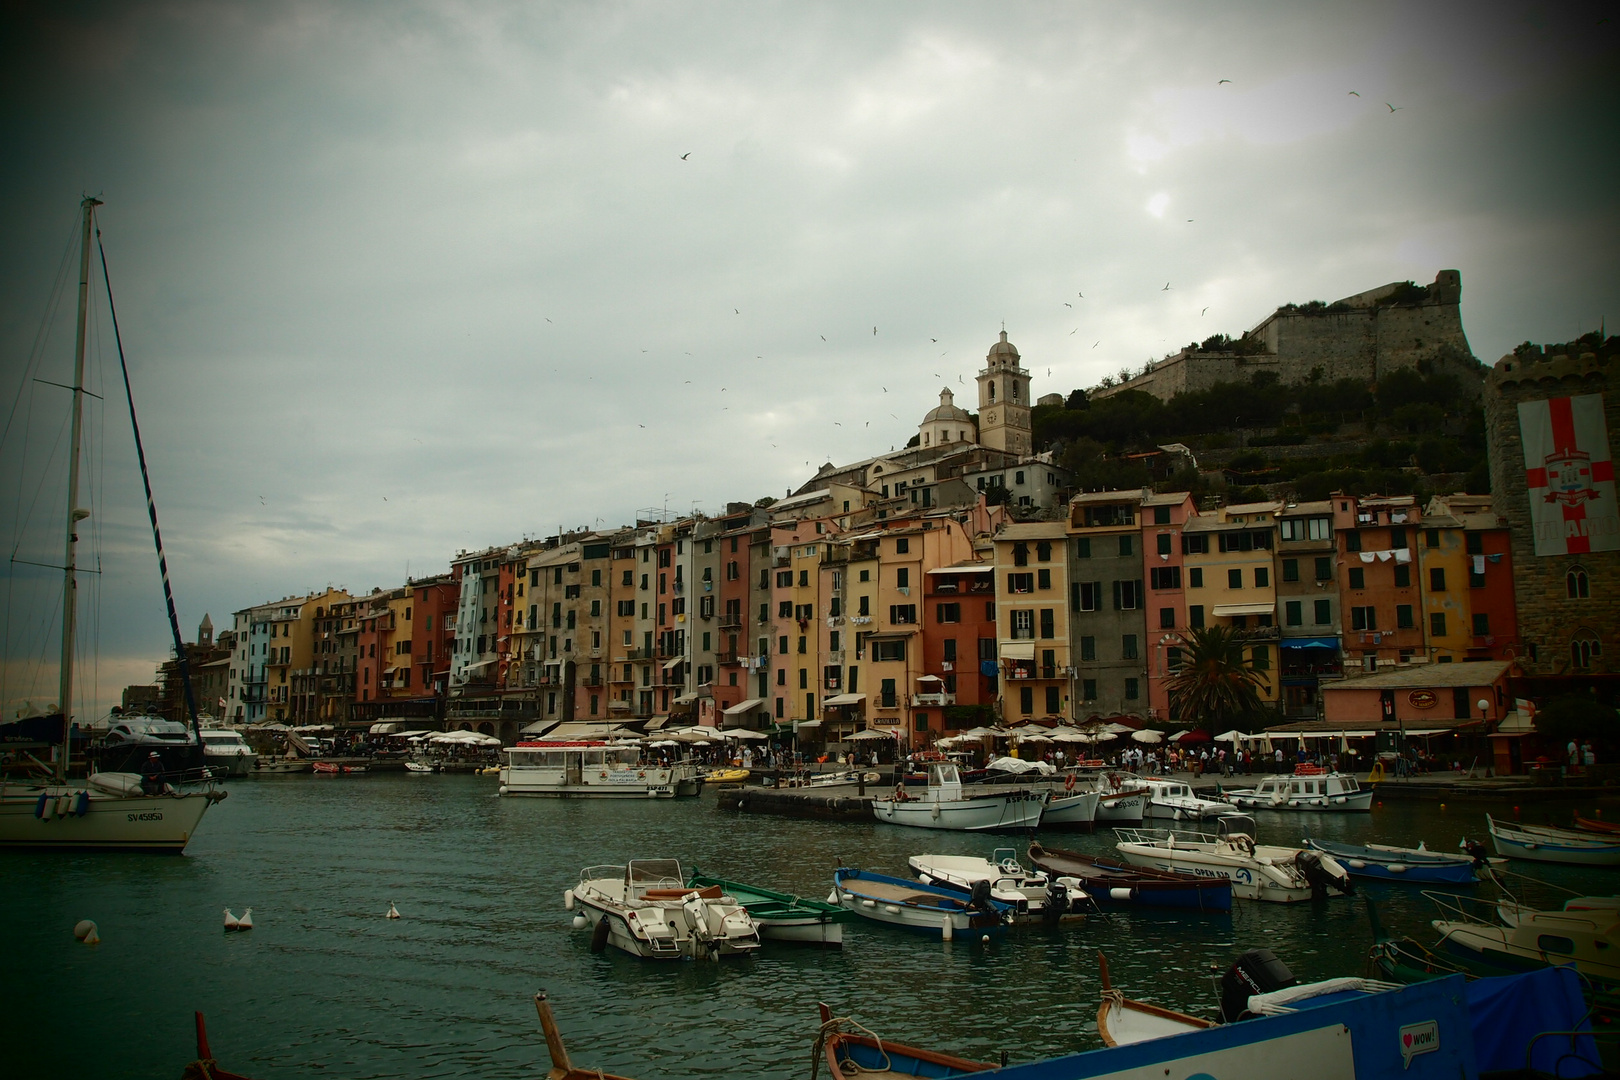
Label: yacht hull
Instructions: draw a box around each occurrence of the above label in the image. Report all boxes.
[0,784,216,852]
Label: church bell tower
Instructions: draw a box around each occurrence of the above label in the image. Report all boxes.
[976,331,1032,455]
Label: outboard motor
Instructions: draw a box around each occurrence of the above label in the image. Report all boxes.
[1218,948,1297,1023]
[1295,849,1354,898]
[968,878,996,915]
[1042,879,1070,924]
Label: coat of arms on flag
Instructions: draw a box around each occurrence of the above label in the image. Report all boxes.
[1518,393,1619,556]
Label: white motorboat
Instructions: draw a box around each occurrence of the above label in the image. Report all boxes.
[1114,816,1355,903]
[833,866,1013,936]
[501,740,699,798]
[404,761,435,774]
[1093,772,1149,825]
[870,762,1045,831]
[1139,777,1239,821]
[0,199,226,854]
[1427,888,1620,987]
[1041,776,1101,828]
[908,848,1092,920]
[1486,815,1620,866]
[569,859,761,961]
[199,728,259,777]
[1224,770,1372,813]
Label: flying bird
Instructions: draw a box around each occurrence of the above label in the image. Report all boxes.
[1387,103,1401,112]
[1348,91,1360,96]
[1162,282,1171,291]
[1064,302,1072,308]
[680,152,691,160]
[1201,306,1209,316]
[1218,79,1231,84]
[1093,341,1100,348]
[930,338,937,342]
[544,317,552,323]
[820,335,826,341]
[638,424,645,428]
[1078,292,1084,298]
[834,422,842,426]
[734,308,739,314]
[873,326,877,335]
[1070,329,1077,335]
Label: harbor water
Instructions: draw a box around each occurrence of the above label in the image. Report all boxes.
[6,774,1616,1079]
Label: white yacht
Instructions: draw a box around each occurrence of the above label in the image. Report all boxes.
[199,728,259,777]
[1225,771,1372,812]
[1139,777,1239,821]
[500,740,699,798]
[569,859,760,960]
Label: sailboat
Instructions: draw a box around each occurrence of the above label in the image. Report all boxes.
[0,197,225,852]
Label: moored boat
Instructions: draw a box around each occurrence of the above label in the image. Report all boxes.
[1225,769,1372,812]
[569,859,761,961]
[1027,842,1232,911]
[908,848,1093,921]
[687,868,850,947]
[813,1002,993,1078]
[502,739,699,798]
[1096,951,1211,1046]
[701,767,749,784]
[1138,777,1238,821]
[1093,772,1149,825]
[870,761,1045,831]
[1305,837,1488,885]
[1427,887,1620,988]
[832,866,1012,936]
[536,991,642,1080]
[1039,776,1100,828]
[1114,815,1354,903]
[198,728,258,777]
[1486,814,1620,866]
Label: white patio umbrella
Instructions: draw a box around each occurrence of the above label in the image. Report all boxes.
[1091,731,1117,742]
[1131,729,1163,744]
[723,729,769,740]
[1018,732,1053,744]
[1213,730,1244,743]
[955,726,997,738]
[847,729,896,741]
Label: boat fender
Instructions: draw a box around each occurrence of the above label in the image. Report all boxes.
[1109,888,1134,902]
[941,913,953,941]
[74,790,90,816]
[498,785,508,795]
[883,904,901,914]
[564,889,575,911]
[56,794,73,817]
[34,792,51,820]
[1387,864,1406,873]
[73,919,99,945]
[931,803,941,821]
[826,890,839,905]
[589,917,610,953]
[1347,859,1367,870]
[572,915,587,929]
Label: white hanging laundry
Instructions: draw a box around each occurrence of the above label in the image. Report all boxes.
[1376,550,1394,562]
[1360,551,1376,563]
[1473,555,1486,575]
[1487,553,1503,563]
[1394,549,1412,563]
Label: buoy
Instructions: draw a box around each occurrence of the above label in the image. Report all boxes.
[572,915,587,929]
[387,901,401,919]
[237,907,254,931]
[73,919,99,944]
[826,890,839,906]
[223,908,240,931]
[564,889,575,911]
[1109,888,1133,902]
[981,934,990,943]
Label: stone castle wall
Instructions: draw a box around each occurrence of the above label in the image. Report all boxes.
[1484,351,1620,679]
[1096,270,1470,401]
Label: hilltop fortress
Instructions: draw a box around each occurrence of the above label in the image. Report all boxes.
[1093,270,1470,402]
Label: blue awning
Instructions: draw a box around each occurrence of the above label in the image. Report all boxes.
[1280,638,1339,649]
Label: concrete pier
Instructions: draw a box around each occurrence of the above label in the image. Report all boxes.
[714,783,874,822]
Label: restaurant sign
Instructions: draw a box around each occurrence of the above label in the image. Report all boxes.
[1408,690,1438,710]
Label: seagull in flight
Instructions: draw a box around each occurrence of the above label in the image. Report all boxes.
[1218,79,1231,85]
[544,317,552,324]
[1162,282,1172,291]
[820,335,826,341]
[1070,329,1077,335]
[1064,302,1072,308]
[1348,91,1360,97]
[1201,307,1209,316]
[1093,341,1100,348]
[930,338,937,343]
[873,326,877,335]
[734,308,739,314]
[680,152,691,160]
[1387,102,1402,112]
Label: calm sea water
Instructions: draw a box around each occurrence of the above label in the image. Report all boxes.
[5,774,1617,1079]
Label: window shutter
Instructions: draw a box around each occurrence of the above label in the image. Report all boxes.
[1070,582,1080,611]
[1112,580,1122,610]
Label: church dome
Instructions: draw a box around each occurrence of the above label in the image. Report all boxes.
[986,330,1020,363]
[923,388,972,423]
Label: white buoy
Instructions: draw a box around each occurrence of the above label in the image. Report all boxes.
[564,889,575,911]
[826,890,839,906]
[387,901,401,919]
[73,919,99,944]
[572,915,588,929]
[237,907,254,931]
[941,914,953,941]
[980,935,989,943]
[223,908,240,931]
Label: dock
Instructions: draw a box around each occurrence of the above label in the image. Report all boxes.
[714,783,875,822]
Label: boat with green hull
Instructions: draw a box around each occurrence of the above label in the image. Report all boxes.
[687,869,850,947]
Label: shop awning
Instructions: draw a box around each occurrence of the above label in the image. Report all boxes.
[1212,602,1276,617]
[643,715,670,730]
[463,659,495,672]
[999,642,1035,660]
[1405,728,1459,737]
[796,719,823,729]
[672,694,699,705]
[662,658,684,670]
[824,693,867,706]
[1281,638,1339,650]
[926,565,993,574]
[916,674,943,683]
[723,698,767,715]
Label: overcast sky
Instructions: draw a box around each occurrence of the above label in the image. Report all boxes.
[2,2,1616,718]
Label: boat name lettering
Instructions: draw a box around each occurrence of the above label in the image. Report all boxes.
[127,812,164,822]
[1399,1020,1438,1067]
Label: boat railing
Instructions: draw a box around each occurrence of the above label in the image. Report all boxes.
[1422,888,1507,927]
[580,864,625,886]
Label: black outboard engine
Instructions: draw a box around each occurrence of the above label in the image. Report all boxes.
[1042,879,1069,924]
[968,878,996,915]
[1464,840,1490,867]
[1295,849,1354,898]
[1218,948,1297,1023]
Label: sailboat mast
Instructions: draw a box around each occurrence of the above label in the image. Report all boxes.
[57,196,101,783]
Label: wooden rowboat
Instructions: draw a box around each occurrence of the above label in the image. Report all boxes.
[1574,814,1620,835]
[813,1002,993,1078]
[1096,952,1211,1047]
[536,991,640,1079]
[181,1012,256,1080]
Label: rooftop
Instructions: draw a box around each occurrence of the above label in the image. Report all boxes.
[1324,660,1510,691]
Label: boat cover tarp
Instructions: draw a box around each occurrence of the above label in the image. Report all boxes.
[1464,965,1600,1077]
[0,713,88,744]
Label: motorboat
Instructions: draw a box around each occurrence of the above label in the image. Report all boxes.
[701,767,749,784]
[832,866,1013,937]
[404,761,434,774]
[1574,814,1620,835]
[91,714,206,777]
[870,761,1045,831]
[1039,775,1100,828]
[311,761,367,775]
[569,859,761,961]
[1304,837,1488,885]
[1114,815,1354,903]
[198,728,258,777]
[1486,814,1620,866]
[687,869,850,947]
[1138,777,1238,821]
[1093,772,1149,825]
[908,848,1094,921]
[813,1003,993,1078]
[1096,951,1211,1046]
[1427,887,1620,989]
[1027,842,1232,911]
[1224,770,1373,812]
[501,740,700,798]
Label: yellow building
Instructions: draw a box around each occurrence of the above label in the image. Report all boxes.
[1416,508,1474,664]
[265,587,351,722]
[1180,502,1281,705]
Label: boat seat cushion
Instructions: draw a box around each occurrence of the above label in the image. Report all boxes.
[642,885,722,900]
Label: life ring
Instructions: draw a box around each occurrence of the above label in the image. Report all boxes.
[893,786,909,803]
[1064,774,1076,793]
[1109,774,1122,792]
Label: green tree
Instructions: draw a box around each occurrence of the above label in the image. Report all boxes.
[1164,625,1267,729]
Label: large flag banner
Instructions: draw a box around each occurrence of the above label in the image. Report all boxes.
[1518,393,1619,556]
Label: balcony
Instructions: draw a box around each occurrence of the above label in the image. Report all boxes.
[624,648,651,661]
[718,616,743,630]
[609,671,634,684]
[717,650,741,665]
[911,693,955,707]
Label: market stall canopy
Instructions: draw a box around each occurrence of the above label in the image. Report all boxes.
[823,693,867,706]
[519,719,562,736]
[1131,730,1163,744]
[847,729,895,741]
[915,674,944,683]
[1049,728,1090,743]
[955,726,996,738]
[722,698,767,715]
[724,729,769,740]
[1103,723,1137,735]
[462,659,495,672]
[1017,732,1053,743]
[368,722,400,735]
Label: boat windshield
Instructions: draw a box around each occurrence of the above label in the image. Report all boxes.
[1217,814,1257,840]
[627,859,685,890]
[929,762,961,785]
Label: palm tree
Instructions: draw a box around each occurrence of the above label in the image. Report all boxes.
[1164,625,1266,730]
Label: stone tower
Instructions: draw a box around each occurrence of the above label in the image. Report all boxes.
[977,331,1032,455]
[198,613,214,647]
